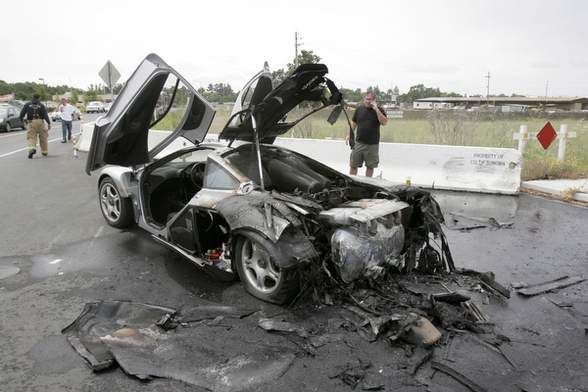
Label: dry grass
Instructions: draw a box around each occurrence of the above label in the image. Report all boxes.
[157,106,588,180]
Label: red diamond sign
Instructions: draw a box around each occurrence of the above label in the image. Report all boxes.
[537,121,557,150]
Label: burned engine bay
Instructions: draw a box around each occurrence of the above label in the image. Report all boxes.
[155,143,457,295]
[138,142,454,287]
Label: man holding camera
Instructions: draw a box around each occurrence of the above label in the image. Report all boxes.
[349,91,388,177]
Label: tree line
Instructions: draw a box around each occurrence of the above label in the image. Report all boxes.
[1,49,472,105]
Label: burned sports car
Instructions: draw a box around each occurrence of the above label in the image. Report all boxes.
[86,54,452,304]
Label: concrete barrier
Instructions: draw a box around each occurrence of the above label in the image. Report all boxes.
[273,138,521,195]
[75,122,96,152]
[76,124,221,157]
[78,123,521,194]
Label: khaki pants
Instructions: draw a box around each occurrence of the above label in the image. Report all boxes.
[350,142,379,169]
[27,119,48,154]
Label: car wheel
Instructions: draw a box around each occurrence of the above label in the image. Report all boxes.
[234,233,299,304]
[99,177,134,228]
[5,122,11,132]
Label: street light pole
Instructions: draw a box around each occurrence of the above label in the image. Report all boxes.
[38,78,46,101]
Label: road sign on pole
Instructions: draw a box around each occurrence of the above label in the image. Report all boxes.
[99,60,121,101]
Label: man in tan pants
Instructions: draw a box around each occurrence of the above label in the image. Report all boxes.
[20,94,51,158]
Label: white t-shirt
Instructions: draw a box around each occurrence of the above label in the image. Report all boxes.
[59,104,77,121]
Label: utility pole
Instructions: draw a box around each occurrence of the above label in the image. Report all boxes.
[544,80,549,103]
[485,71,490,105]
[294,31,303,67]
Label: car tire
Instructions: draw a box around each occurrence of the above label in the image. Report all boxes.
[5,122,11,132]
[234,232,299,304]
[98,177,134,228]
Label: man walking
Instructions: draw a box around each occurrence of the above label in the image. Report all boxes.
[349,91,388,177]
[20,94,51,158]
[58,97,76,142]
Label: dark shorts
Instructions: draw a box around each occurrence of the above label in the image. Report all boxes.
[350,142,379,168]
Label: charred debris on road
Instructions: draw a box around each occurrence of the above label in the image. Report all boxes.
[63,187,519,391]
[63,265,512,391]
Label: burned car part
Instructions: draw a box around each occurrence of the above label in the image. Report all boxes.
[63,301,295,390]
[87,53,455,304]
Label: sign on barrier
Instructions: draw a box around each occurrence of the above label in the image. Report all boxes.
[77,123,521,194]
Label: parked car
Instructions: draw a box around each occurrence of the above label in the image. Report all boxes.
[50,108,82,122]
[86,101,106,113]
[0,105,26,132]
[87,54,449,304]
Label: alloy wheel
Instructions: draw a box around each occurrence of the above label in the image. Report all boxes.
[240,238,282,293]
[100,183,121,223]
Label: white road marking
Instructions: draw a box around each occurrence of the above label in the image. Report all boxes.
[94,226,105,239]
[89,225,105,248]
[0,130,27,139]
[0,131,81,159]
[49,258,63,265]
[46,228,66,250]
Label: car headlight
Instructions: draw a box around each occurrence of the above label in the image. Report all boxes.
[0,118,4,123]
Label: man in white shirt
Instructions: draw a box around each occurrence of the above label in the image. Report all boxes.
[58,97,77,143]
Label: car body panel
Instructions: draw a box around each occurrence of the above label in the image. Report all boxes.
[92,54,453,304]
[98,166,137,198]
[0,105,25,131]
[219,63,340,143]
[86,53,215,174]
[86,102,106,113]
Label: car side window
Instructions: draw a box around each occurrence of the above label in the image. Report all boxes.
[203,159,239,190]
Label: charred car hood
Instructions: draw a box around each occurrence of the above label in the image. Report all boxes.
[219,63,342,143]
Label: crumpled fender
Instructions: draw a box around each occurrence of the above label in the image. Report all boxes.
[215,192,317,268]
[237,228,318,269]
[215,191,301,243]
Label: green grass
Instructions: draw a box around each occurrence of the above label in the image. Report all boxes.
[155,106,588,181]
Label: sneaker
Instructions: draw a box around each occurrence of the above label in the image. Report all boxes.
[61,140,67,143]
[42,152,48,157]
[28,149,36,159]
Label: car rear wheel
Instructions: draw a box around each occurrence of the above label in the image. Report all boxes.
[5,122,11,132]
[99,177,134,228]
[234,233,299,304]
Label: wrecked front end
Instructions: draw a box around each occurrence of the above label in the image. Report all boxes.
[216,176,453,288]
[301,183,455,284]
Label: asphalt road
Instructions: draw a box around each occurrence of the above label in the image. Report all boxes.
[0,115,98,158]
[0,125,587,391]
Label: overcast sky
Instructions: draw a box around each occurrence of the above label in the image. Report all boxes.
[3,0,587,96]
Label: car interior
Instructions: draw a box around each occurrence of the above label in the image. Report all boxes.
[142,141,346,228]
[142,149,212,226]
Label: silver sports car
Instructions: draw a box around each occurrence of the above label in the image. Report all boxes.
[86,54,452,304]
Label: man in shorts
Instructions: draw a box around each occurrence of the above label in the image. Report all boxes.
[349,91,388,177]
